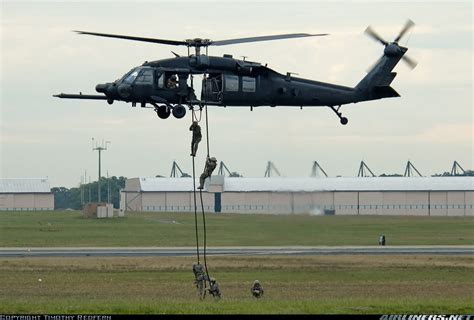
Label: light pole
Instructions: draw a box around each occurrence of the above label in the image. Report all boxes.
[92,138,111,203]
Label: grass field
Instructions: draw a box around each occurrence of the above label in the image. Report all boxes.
[1,211,472,314]
[0,211,473,247]
[0,255,472,314]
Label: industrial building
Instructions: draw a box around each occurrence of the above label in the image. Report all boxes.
[0,178,54,211]
[121,176,473,216]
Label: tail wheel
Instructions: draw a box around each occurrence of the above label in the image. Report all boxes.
[172,104,186,119]
[329,105,349,125]
[156,105,171,119]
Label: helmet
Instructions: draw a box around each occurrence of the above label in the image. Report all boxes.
[170,74,177,80]
[210,277,216,283]
[210,157,217,162]
[253,280,260,285]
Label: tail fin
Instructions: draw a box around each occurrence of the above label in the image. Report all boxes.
[355,20,417,102]
[355,53,403,101]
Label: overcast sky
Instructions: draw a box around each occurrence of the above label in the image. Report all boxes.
[1,1,472,187]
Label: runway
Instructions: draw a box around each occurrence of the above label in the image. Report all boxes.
[0,246,473,258]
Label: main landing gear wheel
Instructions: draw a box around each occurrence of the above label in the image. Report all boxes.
[156,105,171,119]
[172,104,186,119]
[329,105,349,125]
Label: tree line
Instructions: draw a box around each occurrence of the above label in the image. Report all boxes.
[52,176,126,210]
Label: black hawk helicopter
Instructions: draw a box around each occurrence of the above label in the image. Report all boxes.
[54,20,416,125]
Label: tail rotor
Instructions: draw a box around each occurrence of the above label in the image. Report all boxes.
[364,19,417,69]
[394,19,415,43]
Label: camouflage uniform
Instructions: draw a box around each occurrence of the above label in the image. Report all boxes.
[198,157,217,189]
[193,263,208,299]
[206,278,221,300]
[189,121,202,157]
[251,280,264,298]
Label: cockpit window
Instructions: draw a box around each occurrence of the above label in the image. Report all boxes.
[135,69,154,85]
[121,67,155,85]
[123,70,139,84]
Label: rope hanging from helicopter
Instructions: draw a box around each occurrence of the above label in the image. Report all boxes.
[190,108,202,262]
[191,138,200,265]
[189,74,203,267]
[201,102,211,282]
[190,99,213,290]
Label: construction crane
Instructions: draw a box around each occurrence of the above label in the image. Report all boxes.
[450,161,465,176]
[170,161,191,178]
[404,160,422,177]
[217,161,242,177]
[264,161,281,177]
[357,161,375,177]
[311,161,328,177]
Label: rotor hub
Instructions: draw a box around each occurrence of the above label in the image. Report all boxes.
[384,43,402,57]
[185,38,212,47]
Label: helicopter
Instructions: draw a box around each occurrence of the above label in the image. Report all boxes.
[54,20,416,125]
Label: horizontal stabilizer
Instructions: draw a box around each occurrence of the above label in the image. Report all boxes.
[373,86,400,98]
[378,72,397,86]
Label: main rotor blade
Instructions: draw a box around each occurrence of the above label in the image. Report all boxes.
[211,33,328,46]
[402,55,418,69]
[364,26,388,46]
[394,19,415,43]
[74,31,187,46]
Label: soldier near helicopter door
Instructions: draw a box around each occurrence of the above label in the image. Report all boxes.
[167,74,177,89]
[190,121,202,157]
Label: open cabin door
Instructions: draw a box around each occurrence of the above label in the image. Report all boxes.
[201,73,223,103]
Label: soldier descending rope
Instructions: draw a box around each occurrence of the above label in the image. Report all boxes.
[251,280,264,298]
[189,105,221,300]
[189,121,202,157]
[198,156,217,190]
[205,277,222,300]
[193,263,208,300]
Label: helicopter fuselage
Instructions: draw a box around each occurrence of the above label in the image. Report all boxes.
[98,55,358,109]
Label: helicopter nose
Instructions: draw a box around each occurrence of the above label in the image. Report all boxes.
[96,83,109,93]
[117,83,132,98]
[96,83,118,99]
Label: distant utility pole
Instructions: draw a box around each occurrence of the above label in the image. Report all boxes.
[84,170,87,204]
[88,176,92,202]
[80,176,84,205]
[81,170,87,205]
[107,171,111,204]
[92,138,111,203]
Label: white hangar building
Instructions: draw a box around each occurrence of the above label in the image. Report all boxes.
[0,178,54,211]
[120,176,473,216]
